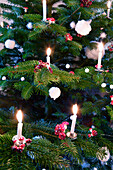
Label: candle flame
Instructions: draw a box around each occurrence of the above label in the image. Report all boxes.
[16,110,23,123]
[98,42,103,52]
[107,1,112,8]
[72,104,78,115]
[47,48,51,56]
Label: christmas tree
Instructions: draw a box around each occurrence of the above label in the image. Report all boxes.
[0,0,113,169]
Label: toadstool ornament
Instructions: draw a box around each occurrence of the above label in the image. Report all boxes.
[5,39,15,49]
[70,20,92,36]
[85,41,105,60]
[49,87,61,100]
[24,7,28,12]
[47,18,55,24]
[26,22,33,29]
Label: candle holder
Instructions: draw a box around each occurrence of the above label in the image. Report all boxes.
[12,135,26,144]
[12,135,32,153]
[95,68,103,72]
[66,132,77,140]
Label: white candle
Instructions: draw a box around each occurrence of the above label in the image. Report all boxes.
[43,0,47,21]
[70,104,78,134]
[16,110,23,139]
[97,42,103,70]
[0,21,4,28]
[107,1,112,18]
[46,47,51,66]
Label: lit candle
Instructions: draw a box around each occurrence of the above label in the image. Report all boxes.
[97,42,103,71]
[107,1,112,18]
[43,0,47,21]
[16,110,23,139]
[46,47,51,66]
[70,104,78,134]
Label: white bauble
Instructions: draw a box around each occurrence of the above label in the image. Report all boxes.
[101,83,106,88]
[21,77,25,81]
[97,147,110,162]
[26,22,33,29]
[110,84,113,89]
[75,20,92,36]
[0,43,4,51]
[70,21,76,29]
[85,68,89,73]
[49,87,61,100]
[65,64,70,69]
[85,41,105,60]
[2,76,6,80]
[5,39,15,49]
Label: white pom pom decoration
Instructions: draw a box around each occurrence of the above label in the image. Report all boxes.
[97,147,110,162]
[5,39,15,49]
[2,76,6,80]
[75,20,92,36]
[101,83,106,88]
[70,21,76,29]
[26,22,33,29]
[66,64,70,69]
[49,87,61,100]
[110,84,113,89]
[21,77,25,81]
[85,68,89,73]
[85,41,105,60]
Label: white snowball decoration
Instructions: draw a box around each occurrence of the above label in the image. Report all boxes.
[26,22,33,29]
[70,21,76,29]
[5,39,15,49]
[97,147,110,162]
[75,20,92,36]
[49,87,61,100]
[110,84,113,89]
[21,77,25,81]
[101,83,106,88]
[66,64,70,69]
[85,68,89,73]
[2,76,6,80]
[85,41,105,60]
